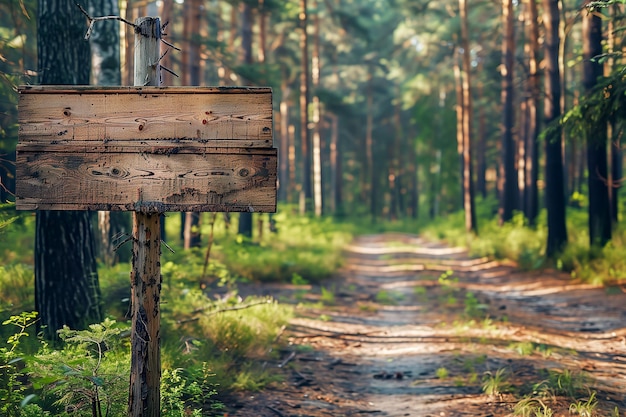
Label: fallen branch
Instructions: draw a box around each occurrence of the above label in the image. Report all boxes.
[176,299,273,324]
[278,351,296,368]
[266,405,285,417]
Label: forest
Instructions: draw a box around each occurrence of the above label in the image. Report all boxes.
[2,0,626,416]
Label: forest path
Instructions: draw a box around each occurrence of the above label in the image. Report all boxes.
[229,233,626,416]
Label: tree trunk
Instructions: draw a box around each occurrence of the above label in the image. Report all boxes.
[312,1,323,216]
[607,14,621,225]
[258,0,267,63]
[90,0,132,265]
[543,0,568,257]
[499,0,518,223]
[458,0,477,234]
[329,113,342,215]
[299,0,312,214]
[158,0,174,85]
[366,68,376,219]
[238,2,254,237]
[279,83,291,202]
[583,5,611,247]
[35,0,103,341]
[182,0,203,247]
[475,79,487,199]
[524,0,540,225]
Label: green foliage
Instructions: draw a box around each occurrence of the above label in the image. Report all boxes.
[215,212,352,283]
[160,368,203,417]
[0,264,33,312]
[569,392,598,417]
[0,311,38,417]
[160,210,352,285]
[419,197,626,285]
[28,319,130,417]
[533,368,589,400]
[508,341,552,357]
[435,367,449,379]
[463,292,487,319]
[374,290,404,305]
[481,368,512,396]
[320,286,336,305]
[558,67,626,147]
[512,397,554,417]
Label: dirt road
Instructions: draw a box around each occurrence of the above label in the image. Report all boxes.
[229,234,626,416]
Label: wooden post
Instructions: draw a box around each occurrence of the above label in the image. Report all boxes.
[129,16,162,417]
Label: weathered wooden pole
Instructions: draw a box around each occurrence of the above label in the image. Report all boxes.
[129,16,162,417]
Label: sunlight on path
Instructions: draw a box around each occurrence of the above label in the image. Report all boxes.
[235,233,626,416]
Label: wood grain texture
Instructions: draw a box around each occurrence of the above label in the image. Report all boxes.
[17,148,277,212]
[18,86,273,147]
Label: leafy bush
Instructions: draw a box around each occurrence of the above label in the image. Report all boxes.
[0,312,38,417]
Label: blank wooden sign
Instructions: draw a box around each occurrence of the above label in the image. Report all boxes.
[16,86,277,212]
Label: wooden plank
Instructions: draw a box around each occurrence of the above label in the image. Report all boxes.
[16,148,276,212]
[18,86,273,147]
[17,142,275,155]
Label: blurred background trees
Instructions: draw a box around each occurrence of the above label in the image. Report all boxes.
[2,0,626,254]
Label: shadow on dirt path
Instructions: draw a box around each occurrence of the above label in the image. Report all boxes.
[228,233,626,417]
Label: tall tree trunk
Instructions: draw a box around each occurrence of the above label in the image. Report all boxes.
[475,80,487,199]
[36,0,102,340]
[299,0,312,214]
[610,131,621,224]
[607,12,621,225]
[158,0,174,85]
[459,0,477,233]
[524,0,540,225]
[500,0,518,223]
[279,83,291,202]
[583,4,611,247]
[90,0,131,265]
[454,55,464,210]
[258,0,267,63]
[366,68,376,219]
[543,0,568,257]
[312,1,323,216]
[329,113,342,215]
[183,0,203,248]
[238,1,254,237]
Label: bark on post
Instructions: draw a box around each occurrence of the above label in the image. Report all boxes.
[129,16,162,417]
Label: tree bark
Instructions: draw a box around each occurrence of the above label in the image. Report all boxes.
[458,0,477,234]
[543,0,568,257]
[366,68,376,219]
[499,0,518,223]
[182,0,203,247]
[583,4,611,247]
[238,2,254,237]
[90,0,131,265]
[524,0,540,225]
[312,1,323,216]
[35,0,103,341]
[299,0,312,214]
[279,83,291,202]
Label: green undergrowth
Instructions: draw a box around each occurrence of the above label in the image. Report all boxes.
[1,206,328,415]
[419,197,626,285]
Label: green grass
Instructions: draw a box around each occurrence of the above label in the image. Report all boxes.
[419,197,626,285]
[482,368,512,396]
[436,367,449,379]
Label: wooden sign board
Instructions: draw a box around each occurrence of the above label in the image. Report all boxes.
[16,86,277,212]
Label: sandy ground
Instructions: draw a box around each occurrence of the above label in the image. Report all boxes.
[224,233,626,417]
